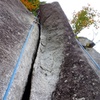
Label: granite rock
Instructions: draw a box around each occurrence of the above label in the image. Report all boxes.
[31,2,100,100]
[0,0,39,99]
[78,37,100,79]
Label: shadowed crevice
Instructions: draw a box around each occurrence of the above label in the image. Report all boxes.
[21,23,41,100]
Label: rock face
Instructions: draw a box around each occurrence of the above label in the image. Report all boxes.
[78,37,95,47]
[30,2,100,100]
[30,2,66,100]
[78,37,100,65]
[0,0,39,99]
[78,37,100,78]
[1,1,100,100]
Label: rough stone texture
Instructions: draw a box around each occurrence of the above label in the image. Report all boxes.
[78,37,95,47]
[30,2,65,100]
[78,37,100,65]
[0,0,39,99]
[78,37,100,79]
[30,2,100,100]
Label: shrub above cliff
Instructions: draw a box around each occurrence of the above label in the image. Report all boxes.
[20,0,40,15]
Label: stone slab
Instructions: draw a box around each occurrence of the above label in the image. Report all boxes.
[0,0,39,99]
[31,2,100,100]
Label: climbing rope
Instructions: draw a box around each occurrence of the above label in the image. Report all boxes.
[3,23,34,100]
[76,39,100,70]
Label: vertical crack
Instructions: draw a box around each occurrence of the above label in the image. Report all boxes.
[21,61,33,100]
[21,22,41,100]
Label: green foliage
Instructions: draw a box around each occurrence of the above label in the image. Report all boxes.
[40,1,46,5]
[20,0,47,16]
[71,5,98,34]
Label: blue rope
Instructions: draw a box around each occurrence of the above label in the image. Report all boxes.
[76,39,100,70]
[3,23,34,100]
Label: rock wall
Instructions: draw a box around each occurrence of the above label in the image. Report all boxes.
[30,2,100,100]
[0,0,39,99]
[30,2,66,100]
[78,37,100,65]
[1,1,100,100]
[78,37,100,79]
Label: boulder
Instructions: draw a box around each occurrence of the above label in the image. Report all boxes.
[78,37,95,48]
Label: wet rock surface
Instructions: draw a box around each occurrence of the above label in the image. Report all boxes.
[0,0,39,99]
[36,2,100,100]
